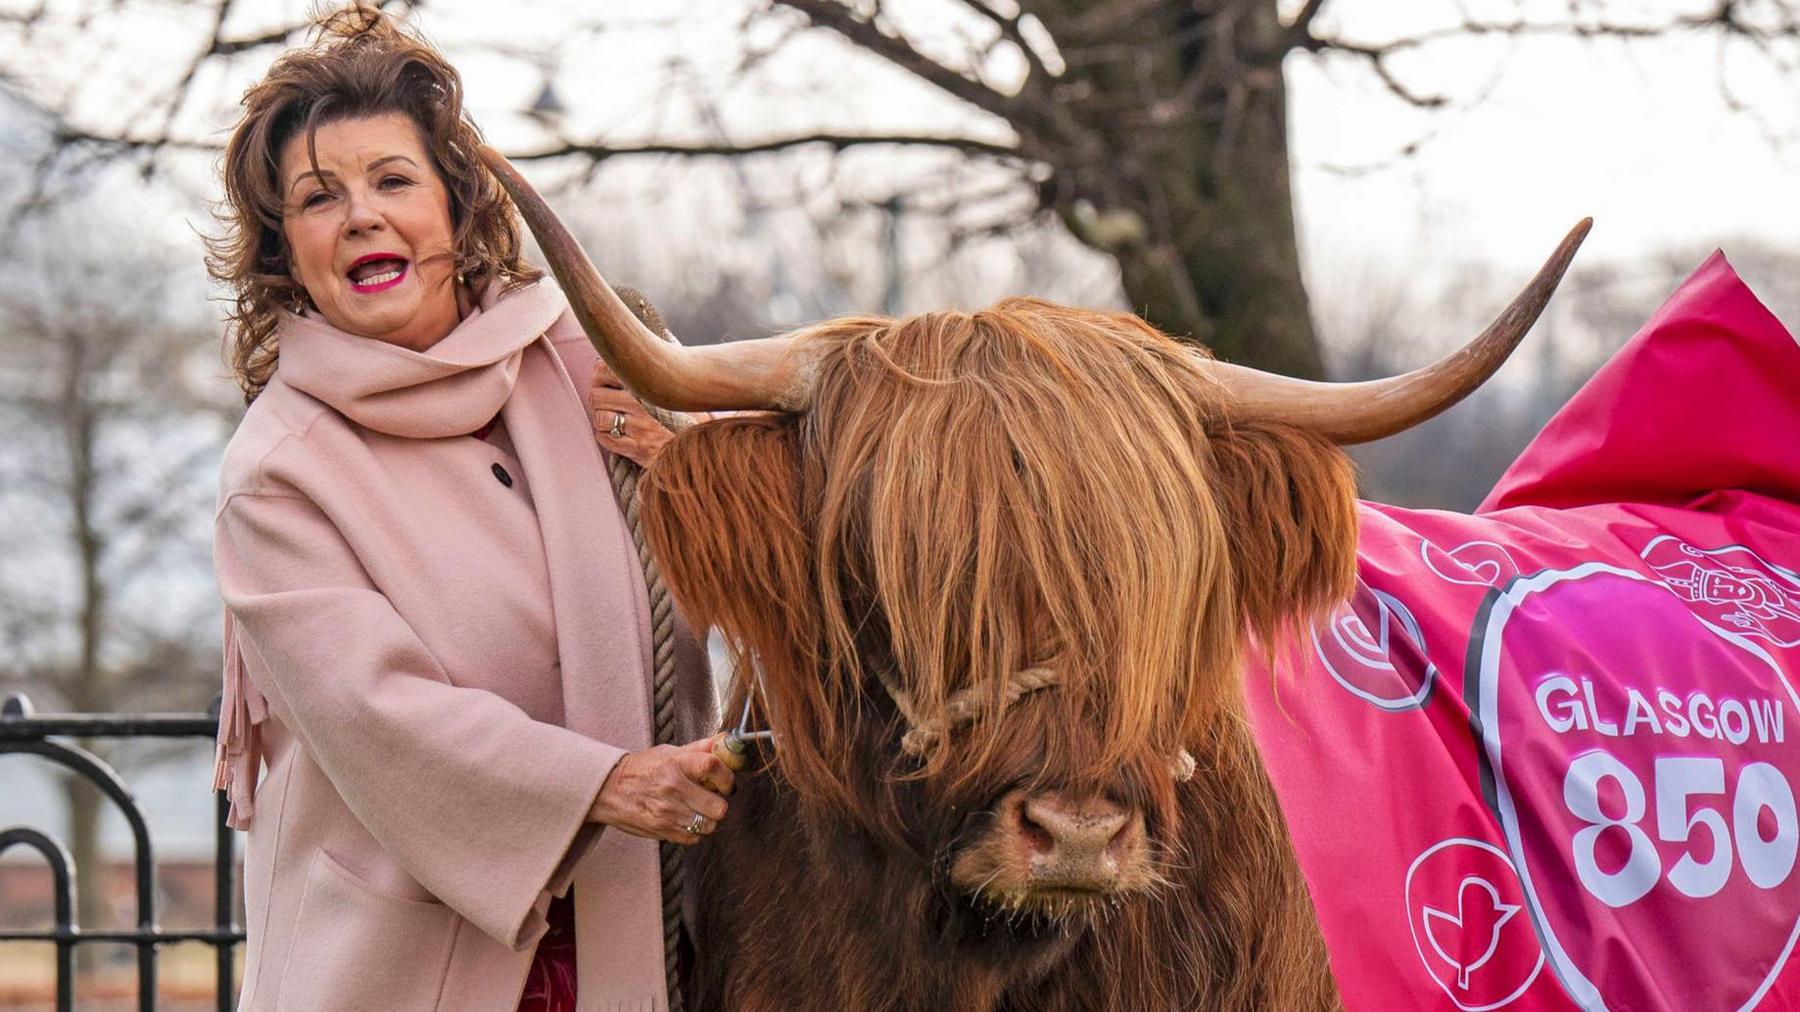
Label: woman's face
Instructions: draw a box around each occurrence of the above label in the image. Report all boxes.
[279,112,460,351]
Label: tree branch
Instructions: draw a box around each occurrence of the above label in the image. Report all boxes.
[955,0,1056,86]
[144,0,421,143]
[1326,45,1450,108]
[511,131,1024,163]
[1288,0,1329,33]
[771,0,1022,124]
[35,119,1025,174]
[1296,3,1800,110]
[1303,7,1743,59]
[1280,0,1329,51]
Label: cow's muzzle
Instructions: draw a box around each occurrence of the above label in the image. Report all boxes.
[950,787,1153,911]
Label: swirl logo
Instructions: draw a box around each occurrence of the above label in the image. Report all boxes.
[1424,539,1523,588]
[1311,586,1436,712]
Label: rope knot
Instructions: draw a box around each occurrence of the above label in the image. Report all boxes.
[896,666,1061,757]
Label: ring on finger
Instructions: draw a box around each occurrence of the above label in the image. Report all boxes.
[685,813,707,836]
[609,411,628,438]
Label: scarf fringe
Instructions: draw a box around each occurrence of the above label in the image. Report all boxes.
[213,611,266,830]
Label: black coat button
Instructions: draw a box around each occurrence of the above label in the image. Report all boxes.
[492,463,513,488]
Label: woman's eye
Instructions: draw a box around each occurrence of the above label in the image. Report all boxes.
[379,175,412,189]
[300,190,332,209]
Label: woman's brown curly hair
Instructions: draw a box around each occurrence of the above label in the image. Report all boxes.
[207,4,542,402]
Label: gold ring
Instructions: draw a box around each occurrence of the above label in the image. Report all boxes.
[685,813,706,836]
[609,411,627,438]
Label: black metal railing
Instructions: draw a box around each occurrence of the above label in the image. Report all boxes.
[0,692,241,1011]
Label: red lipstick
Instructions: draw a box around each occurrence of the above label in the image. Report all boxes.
[346,252,409,294]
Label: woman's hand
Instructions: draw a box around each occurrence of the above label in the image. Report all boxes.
[589,738,734,844]
[590,360,675,466]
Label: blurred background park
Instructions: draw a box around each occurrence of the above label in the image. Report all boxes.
[0,0,1797,1006]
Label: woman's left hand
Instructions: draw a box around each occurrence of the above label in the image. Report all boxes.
[590,359,674,466]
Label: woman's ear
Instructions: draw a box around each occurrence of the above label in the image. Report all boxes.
[1204,419,1359,642]
[640,414,816,672]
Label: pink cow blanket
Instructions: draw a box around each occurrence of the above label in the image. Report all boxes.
[1248,252,1800,1010]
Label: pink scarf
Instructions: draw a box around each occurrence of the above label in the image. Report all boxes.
[276,281,564,438]
[213,280,655,829]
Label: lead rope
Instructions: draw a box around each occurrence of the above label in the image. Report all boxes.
[602,287,691,1012]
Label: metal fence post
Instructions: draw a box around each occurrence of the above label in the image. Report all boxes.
[0,692,243,1011]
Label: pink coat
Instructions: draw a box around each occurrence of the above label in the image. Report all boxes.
[213,282,713,1011]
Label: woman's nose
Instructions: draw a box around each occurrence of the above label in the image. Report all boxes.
[340,190,383,237]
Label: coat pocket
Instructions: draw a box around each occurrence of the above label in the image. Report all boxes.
[273,849,460,1011]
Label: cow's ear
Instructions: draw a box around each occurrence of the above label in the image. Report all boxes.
[641,414,816,675]
[1203,419,1359,643]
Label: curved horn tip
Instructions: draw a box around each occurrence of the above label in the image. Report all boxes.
[1555,217,1594,265]
[1204,218,1595,445]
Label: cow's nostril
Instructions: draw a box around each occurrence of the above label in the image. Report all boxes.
[1017,802,1057,857]
[1105,816,1136,859]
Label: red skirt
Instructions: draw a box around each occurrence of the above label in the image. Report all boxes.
[517,892,577,1011]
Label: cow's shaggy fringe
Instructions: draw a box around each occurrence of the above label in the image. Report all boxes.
[644,299,1357,1009]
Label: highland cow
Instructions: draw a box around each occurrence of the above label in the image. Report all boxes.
[481,148,1607,1011]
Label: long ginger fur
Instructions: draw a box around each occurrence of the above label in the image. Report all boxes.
[643,298,1357,1010]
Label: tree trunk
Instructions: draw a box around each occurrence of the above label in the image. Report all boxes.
[1040,0,1326,379]
[62,328,113,974]
[1103,121,1323,379]
[62,772,111,975]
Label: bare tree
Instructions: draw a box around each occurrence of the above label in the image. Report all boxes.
[5,1,1798,378]
[0,201,235,947]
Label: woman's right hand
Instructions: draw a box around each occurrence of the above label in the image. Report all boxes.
[589,738,734,844]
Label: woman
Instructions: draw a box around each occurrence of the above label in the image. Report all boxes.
[207,7,724,1009]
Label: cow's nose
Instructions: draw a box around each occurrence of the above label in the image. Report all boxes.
[1013,791,1145,889]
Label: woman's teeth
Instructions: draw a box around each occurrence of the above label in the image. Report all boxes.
[348,260,407,291]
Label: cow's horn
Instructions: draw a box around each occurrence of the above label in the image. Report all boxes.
[1204,218,1591,445]
[478,146,814,412]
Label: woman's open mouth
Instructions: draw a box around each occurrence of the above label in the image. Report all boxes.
[346,253,409,293]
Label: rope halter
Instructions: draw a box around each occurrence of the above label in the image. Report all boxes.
[870,665,1195,781]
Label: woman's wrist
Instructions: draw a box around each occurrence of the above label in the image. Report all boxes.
[587,750,629,825]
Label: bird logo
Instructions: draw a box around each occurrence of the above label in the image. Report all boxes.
[1422,876,1522,990]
